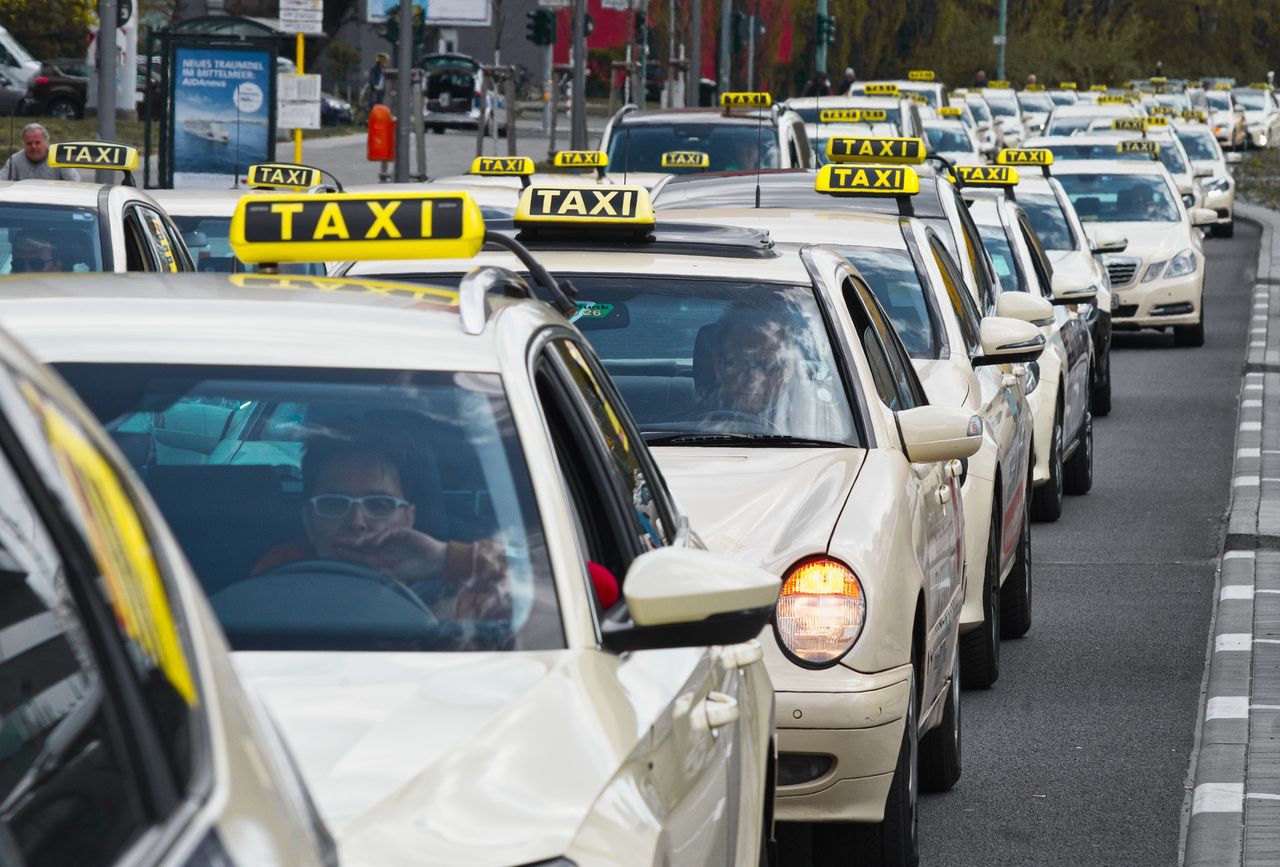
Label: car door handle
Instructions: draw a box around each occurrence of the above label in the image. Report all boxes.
[936,485,952,505]
[693,692,740,731]
[721,639,763,671]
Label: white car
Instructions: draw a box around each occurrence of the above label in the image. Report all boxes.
[1197,86,1247,149]
[923,118,984,165]
[1232,85,1280,148]
[1054,158,1217,345]
[785,94,925,140]
[980,86,1027,146]
[1031,127,1206,210]
[1173,119,1238,236]
[1017,89,1056,137]
[2,190,782,867]
[1042,101,1141,136]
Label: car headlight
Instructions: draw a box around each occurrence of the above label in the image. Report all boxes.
[1205,176,1230,193]
[1165,248,1198,278]
[1182,193,1195,207]
[1143,260,1168,282]
[774,557,866,667]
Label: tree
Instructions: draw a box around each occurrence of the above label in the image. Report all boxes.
[0,0,94,59]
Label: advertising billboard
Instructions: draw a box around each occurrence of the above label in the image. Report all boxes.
[169,46,275,187]
[366,0,492,26]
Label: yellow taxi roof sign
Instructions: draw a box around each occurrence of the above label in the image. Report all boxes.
[553,150,608,169]
[1149,105,1176,116]
[1097,95,1131,105]
[907,92,929,104]
[908,69,935,81]
[815,164,920,197]
[1214,82,1234,90]
[1181,109,1208,122]
[938,106,963,117]
[1118,139,1160,155]
[988,80,1011,89]
[1059,81,1078,90]
[1144,115,1169,127]
[470,155,535,176]
[826,136,927,165]
[720,91,771,108]
[996,148,1054,167]
[863,82,901,96]
[953,165,1019,188]
[1025,84,1045,92]
[1251,82,1273,90]
[1090,84,1109,92]
[1111,117,1148,132]
[49,141,139,172]
[660,150,710,169]
[818,108,863,123]
[230,191,485,265]
[1150,76,1168,85]
[515,184,655,228]
[247,162,324,190]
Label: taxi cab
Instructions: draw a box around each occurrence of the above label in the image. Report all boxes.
[0,141,192,273]
[658,167,1045,690]
[960,168,1096,523]
[976,84,1026,146]
[922,118,983,164]
[599,92,814,185]
[1231,84,1280,149]
[1197,84,1247,149]
[343,181,985,866]
[1173,115,1237,236]
[1042,99,1141,136]
[1053,158,1216,345]
[850,73,948,110]
[0,318,336,864]
[0,190,782,867]
[783,95,925,150]
[1016,87,1056,137]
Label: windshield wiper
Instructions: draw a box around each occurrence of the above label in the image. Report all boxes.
[643,432,850,448]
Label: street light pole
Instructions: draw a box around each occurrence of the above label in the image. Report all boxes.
[686,0,701,106]
[815,0,828,79]
[996,0,1007,81]
[719,0,730,94]
[98,0,117,140]
[571,0,587,148]
[394,0,412,182]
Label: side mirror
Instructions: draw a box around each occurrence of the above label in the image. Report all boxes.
[897,405,983,463]
[1050,272,1097,305]
[1089,230,1128,254]
[601,547,779,654]
[996,291,1055,326]
[974,317,1046,366]
[1191,207,1219,227]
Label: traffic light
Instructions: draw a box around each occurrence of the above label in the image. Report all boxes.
[816,13,837,46]
[525,8,556,46]
[635,10,646,35]
[732,11,747,52]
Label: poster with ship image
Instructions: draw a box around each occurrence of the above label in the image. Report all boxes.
[169,45,275,187]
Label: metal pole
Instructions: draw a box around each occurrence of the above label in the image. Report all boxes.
[746,14,754,89]
[98,0,117,138]
[394,0,412,182]
[413,68,426,180]
[571,0,587,149]
[548,71,560,160]
[687,0,701,106]
[504,73,517,155]
[667,0,675,108]
[996,0,1007,81]
[719,0,730,94]
[294,33,304,164]
[815,0,828,80]
[542,44,553,134]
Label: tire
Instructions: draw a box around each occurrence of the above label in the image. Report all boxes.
[1063,409,1093,496]
[48,97,80,120]
[846,666,919,866]
[920,650,962,793]
[1174,316,1206,347]
[1000,483,1033,639]
[1091,346,1112,417]
[959,500,1001,689]
[1031,402,1064,522]
[1215,221,1235,239]
[431,124,445,134]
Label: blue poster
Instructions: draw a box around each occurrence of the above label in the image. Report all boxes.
[172,47,272,187]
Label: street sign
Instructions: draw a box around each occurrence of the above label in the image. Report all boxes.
[278,73,321,130]
[538,0,570,6]
[280,0,324,35]
[601,0,633,9]
[992,34,1007,45]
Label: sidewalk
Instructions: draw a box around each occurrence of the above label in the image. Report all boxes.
[1184,203,1280,865]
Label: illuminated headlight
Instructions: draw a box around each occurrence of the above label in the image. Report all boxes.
[1205,176,1231,193]
[775,557,866,667]
[1182,193,1195,207]
[1165,248,1198,278]
[1142,260,1168,282]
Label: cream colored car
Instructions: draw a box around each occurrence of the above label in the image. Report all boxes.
[1173,119,1238,236]
[0,191,782,867]
[1054,158,1216,345]
[346,182,987,865]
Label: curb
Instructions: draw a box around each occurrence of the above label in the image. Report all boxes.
[1183,203,1276,866]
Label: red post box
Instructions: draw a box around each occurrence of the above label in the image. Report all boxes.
[367,104,395,162]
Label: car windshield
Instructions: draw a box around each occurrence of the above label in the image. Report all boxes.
[0,204,103,274]
[986,96,1018,117]
[966,99,992,122]
[1019,93,1054,112]
[793,105,902,126]
[1058,173,1181,222]
[1050,92,1075,105]
[1018,192,1077,250]
[1046,114,1093,135]
[173,215,325,275]
[1176,129,1219,160]
[1204,92,1231,110]
[566,276,858,445]
[976,224,1028,293]
[924,125,974,153]
[1234,91,1268,111]
[902,87,937,107]
[838,246,941,358]
[1156,94,1190,110]
[607,123,780,173]
[1044,141,1187,174]
[57,364,561,653]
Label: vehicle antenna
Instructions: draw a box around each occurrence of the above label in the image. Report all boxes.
[623,124,632,185]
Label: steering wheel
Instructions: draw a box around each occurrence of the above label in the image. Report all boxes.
[679,408,780,433]
[255,559,438,623]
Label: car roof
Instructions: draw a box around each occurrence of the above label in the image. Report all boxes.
[1050,103,1137,116]
[784,95,904,109]
[1050,158,1167,176]
[651,168,948,218]
[614,108,783,127]
[0,180,119,207]
[147,187,270,215]
[0,272,521,372]
[658,207,909,251]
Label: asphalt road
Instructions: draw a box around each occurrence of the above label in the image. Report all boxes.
[917,221,1260,865]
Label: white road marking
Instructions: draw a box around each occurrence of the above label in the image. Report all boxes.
[1221,586,1254,600]
[1217,633,1252,651]
[1207,696,1249,719]
[1248,793,1280,801]
[1254,639,1280,645]
[1234,475,1261,486]
[1225,551,1257,560]
[1193,783,1243,814]
[1239,448,1262,457]
[1244,399,1264,408]
[1242,422,1263,431]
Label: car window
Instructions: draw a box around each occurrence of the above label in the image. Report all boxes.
[133,206,182,272]
[607,123,781,173]
[1017,214,1055,292]
[1057,172,1181,222]
[56,363,563,653]
[924,125,974,152]
[1176,129,1220,160]
[0,204,103,274]
[836,245,943,359]
[173,215,326,275]
[1018,192,1076,251]
[951,196,999,314]
[929,234,983,354]
[977,223,1029,293]
[843,274,926,410]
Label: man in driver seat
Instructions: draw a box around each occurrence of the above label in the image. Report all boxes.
[701,304,797,423]
[254,432,510,622]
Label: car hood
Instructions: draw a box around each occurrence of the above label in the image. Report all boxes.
[654,447,865,572]
[1192,159,1227,178]
[1085,221,1191,260]
[235,649,640,867]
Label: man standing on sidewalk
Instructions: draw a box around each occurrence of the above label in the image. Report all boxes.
[369,53,389,106]
[1,124,79,181]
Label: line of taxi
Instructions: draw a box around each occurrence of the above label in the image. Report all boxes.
[0,69,1239,867]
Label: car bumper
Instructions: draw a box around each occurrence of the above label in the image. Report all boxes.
[1204,188,1235,223]
[1109,269,1204,328]
[774,663,913,823]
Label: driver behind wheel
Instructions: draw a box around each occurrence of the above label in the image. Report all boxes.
[253,432,511,622]
[701,304,798,420]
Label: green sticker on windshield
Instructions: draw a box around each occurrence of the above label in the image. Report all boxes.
[571,301,615,323]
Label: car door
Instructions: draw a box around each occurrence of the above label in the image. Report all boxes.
[533,333,752,866]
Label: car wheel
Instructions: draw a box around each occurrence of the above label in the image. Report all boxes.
[920,649,962,792]
[1001,481,1033,638]
[1031,401,1064,522]
[1091,348,1112,417]
[1174,315,1206,347]
[846,665,919,866]
[48,97,80,120]
[959,499,1001,688]
[1063,409,1093,495]
[1214,221,1235,239]
[431,124,444,134]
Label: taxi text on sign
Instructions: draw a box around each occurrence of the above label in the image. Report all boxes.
[516,185,655,226]
[49,141,139,171]
[719,91,771,108]
[553,150,608,168]
[815,164,920,196]
[954,165,1019,187]
[248,162,323,189]
[825,136,926,165]
[471,156,535,176]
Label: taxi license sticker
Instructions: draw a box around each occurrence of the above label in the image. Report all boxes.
[720,91,771,108]
[570,301,616,323]
[515,184,655,226]
[815,164,920,196]
[230,191,485,264]
[996,148,1054,167]
[1059,81,1078,90]
[988,80,1011,89]
[470,155,535,176]
[863,83,900,96]
[228,273,460,306]
[1111,117,1148,132]
[938,106,962,117]
[660,150,710,168]
[49,141,139,172]
[826,136,926,165]
[953,165,1019,187]
[908,70,935,81]
[1118,140,1160,155]
[553,150,608,169]
[247,162,323,190]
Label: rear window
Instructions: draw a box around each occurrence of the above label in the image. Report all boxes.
[924,125,974,153]
[607,123,781,173]
[0,203,103,274]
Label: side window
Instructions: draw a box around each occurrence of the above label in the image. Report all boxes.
[548,339,674,550]
[844,276,923,410]
[952,197,998,314]
[135,207,181,273]
[792,120,813,168]
[929,235,984,354]
[121,209,153,271]
[1017,215,1055,296]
